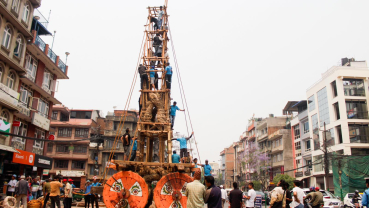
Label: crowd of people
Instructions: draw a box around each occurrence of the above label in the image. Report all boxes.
[5,174,102,208]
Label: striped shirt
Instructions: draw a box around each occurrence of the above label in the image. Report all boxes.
[185,180,206,208]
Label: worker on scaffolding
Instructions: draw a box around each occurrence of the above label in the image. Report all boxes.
[172,150,180,163]
[150,65,156,90]
[121,128,131,161]
[165,62,172,89]
[153,34,164,55]
[170,101,185,129]
[138,64,148,89]
[129,137,138,161]
[155,6,164,29]
[172,132,194,160]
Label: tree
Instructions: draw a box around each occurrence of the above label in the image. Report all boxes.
[272,174,295,190]
[252,180,262,191]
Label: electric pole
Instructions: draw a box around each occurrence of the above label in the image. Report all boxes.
[323,122,330,192]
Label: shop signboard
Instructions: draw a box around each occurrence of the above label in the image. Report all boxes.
[43,169,50,175]
[34,154,53,169]
[12,149,35,166]
[255,195,262,208]
[59,170,85,177]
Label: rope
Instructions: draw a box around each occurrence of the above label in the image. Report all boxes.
[167,20,201,164]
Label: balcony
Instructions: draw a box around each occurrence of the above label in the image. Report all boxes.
[19,76,61,104]
[273,160,284,167]
[304,170,311,176]
[350,135,369,143]
[10,137,25,150]
[0,83,19,110]
[32,112,50,131]
[271,145,283,153]
[27,33,68,79]
[105,115,138,122]
[344,88,365,97]
[269,129,283,140]
[347,111,369,119]
[29,0,41,8]
[257,133,268,141]
[295,171,303,177]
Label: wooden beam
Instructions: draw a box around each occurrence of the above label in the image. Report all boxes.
[114,160,194,168]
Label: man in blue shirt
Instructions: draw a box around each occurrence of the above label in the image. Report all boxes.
[172,150,180,163]
[172,132,193,159]
[150,66,156,90]
[202,160,212,177]
[91,179,101,208]
[170,101,185,129]
[129,137,138,161]
[84,180,92,208]
[165,63,172,89]
[363,178,369,207]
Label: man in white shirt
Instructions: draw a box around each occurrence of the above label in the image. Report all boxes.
[157,6,165,29]
[245,182,256,208]
[220,185,227,208]
[291,180,304,208]
[7,174,17,196]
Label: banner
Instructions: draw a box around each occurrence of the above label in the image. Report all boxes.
[12,149,35,166]
[0,120,11,134]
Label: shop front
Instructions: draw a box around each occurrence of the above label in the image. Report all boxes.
[51,170,85,188]
[34,154,53,180]
[0,145,20,194]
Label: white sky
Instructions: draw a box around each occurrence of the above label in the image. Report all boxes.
[39,0,369,164]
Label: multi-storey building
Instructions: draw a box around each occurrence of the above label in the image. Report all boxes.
[0,0,69,187]
[90,109,138,180]
[48,106,99,188]
[220,143,236,188]
[283,100,313,188]
[306,58,369,190]
[208,161,220,179]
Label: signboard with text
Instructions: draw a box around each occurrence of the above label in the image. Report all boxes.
[32,113,50,131]
[34,154,53,169]
[12,149,35,166]
[255,195,262,208]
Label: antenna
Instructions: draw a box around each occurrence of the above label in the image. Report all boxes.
[47,10,51,29]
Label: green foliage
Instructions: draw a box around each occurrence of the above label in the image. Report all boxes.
[272,174,295,190]
[252,180,262,191]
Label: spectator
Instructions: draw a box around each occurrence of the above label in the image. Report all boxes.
[49,176,63,208]
[185,169,206,208]
[169,101,185,129]
[63,179,72,208]
[91,179,102,208]
[69,179,76,189]
[202,160,213,177]
[31,178,39,200]
[138,64,148,90]
[306,187,323,208]
[129,137,138,161]
[172,132,193,159]
[244,182,256,208]
[172,150,180,163]
[7,174,17,196]
[43,179,51,208]
[150,66,156,90]
[363,178,369,207]
[121,128,132,161]
[282,180,293,208]
[36,176,42,198]
[15,175,31,208]
[220,185,227,208]
[291,180,304,208]
[270,180,287,208]
[229,182,243,208]
[204,176,222,208]
[165,63,172,89]
[85,180,92,208]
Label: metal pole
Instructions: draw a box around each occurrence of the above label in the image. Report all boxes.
[323,122,329,192]
[51,31,56,50]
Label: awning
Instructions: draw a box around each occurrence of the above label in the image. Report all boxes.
[0,145,19,153]
[31,18,52,36]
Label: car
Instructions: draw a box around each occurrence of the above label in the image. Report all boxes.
[300,189,343,208]
[343,193,362,208]
[242,191,270,205]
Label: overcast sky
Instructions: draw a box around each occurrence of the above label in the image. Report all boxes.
[39,0,369,164]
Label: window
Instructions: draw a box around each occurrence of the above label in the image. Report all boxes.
[343,79,365,96]
[312,114,320,150]
[70,111,92,119]
[6,71,15,89]
[72,161,85,169]
[34,129,45,148]
[313,155,323,172]
[13,35,23,57]
[52,111,58,120]
[56,145,69,153]
[0,66,2,81]
[57,128,72,137]
[295,141,301,150]
[22,3,30,22]
[333,102,340,120]
[296,159,301,170]
[305,140,311,152]
[54,160,68,169]
[19,84,32,107]
[113,121,121,131]
[11,0,20,13]
[74,146,87,153]
[331,81,338,97]
[37,98,49,118]
[346,101,368,119]
[42,70,54,92]
[75,128,89,138]
[351,148,369,156]
[0,110,9,121]
[25,54,37,82]
[12,121,27,144]
[106,140,119,149]
[317,87,330,126]
[303,121,309,134]
[47,143,53,152]
[308,95,316,112]
[2,26,12,49]
[349,124,369,143]
[336,126,343,144]
[294,125,300,140]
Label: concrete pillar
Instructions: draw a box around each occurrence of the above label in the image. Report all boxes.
[80,175,86,189]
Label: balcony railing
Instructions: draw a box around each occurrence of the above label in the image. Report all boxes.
[347,111,369,119]
[58,59,66,73]
[35,35,46,52]
[17,103,30,116]
[47,48,57,63]
[295,171,303,177]
[350,135,369,143]
[11,137,25,150]
[344,88,365,96]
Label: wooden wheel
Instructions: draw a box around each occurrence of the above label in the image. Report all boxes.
[154,173,193,208]
[103,171,149,208]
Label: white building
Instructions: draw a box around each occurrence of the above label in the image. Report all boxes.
[306,58,369,190]
[209,161,220,178]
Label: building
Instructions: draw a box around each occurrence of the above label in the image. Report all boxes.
[47,106,99,188]
[0,0,69,189]
[283,100,312,188]
[209,161,219,179]
[220,143,236,188]
[91,109,138,179]
[305,58,369,190]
